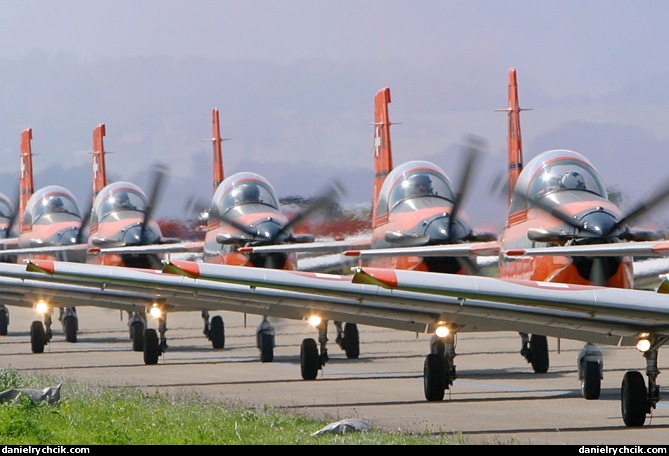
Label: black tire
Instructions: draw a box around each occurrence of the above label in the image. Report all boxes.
[343,323,360,359]
[423,353,447,401]
[0,306,9,336]
[581,360,601,400]
[530,334,549,373]
[621,371,647,427]
[63,316,77,343]
[30,320,46,354]
[209,315,225,349]
[300,338,319,380]
[143,328,160,365]
[259,331,274,363]
[0,308,8,336]
[130,321,145,352]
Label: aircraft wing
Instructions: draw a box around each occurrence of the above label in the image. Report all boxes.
[343,240,501,258]
[10,259,669,348]
[0,263,158,313]
[239,237,372,255]
[0,240,204,258]
[504,240,669,257]
[89,240,205,255]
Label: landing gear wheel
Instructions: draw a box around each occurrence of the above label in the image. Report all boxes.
[130,321,145,352]
[581,360,601,400]
[30,321,46,354]
[621,371,647,427]
[209,315,225,349]
[300,338,319,380]
[63,316,77,343]
[0,308,8,336]
[423,353,447,401]
[143,328,160,365]
[343,323,359,359]
[259,332,274,363]
[530,334,549,373]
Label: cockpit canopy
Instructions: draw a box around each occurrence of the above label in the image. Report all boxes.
[91,182,148,225]
[375,161,457,218]
[23,185,82,226]
[509,149,608,214]
[212,172,280,216]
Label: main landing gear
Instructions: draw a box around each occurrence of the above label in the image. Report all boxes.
[422,331,550,402]
[29,306,80,353]
[299,321,360,380]
[520,332,549,373]
[0,305,9,336]
[619,338,665,427]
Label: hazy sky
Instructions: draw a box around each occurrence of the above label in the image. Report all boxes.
[2,1,669,227]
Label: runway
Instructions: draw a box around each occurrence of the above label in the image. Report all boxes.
[1,305,668,445]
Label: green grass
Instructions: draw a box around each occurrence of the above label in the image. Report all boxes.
[0,368,475,445]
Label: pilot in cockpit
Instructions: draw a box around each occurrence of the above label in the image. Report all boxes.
[236,183,261,204]
[46,196,66,213]
[559,171,587,190]
[113,191,137,211]
[406,174,434,198]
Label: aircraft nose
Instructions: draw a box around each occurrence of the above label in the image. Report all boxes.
[580,211,620,239]
[122,225,161,245]
[56,227,81,245]
[254,220,284,243]
[424,216,470,244]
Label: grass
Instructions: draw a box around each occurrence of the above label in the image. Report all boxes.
[0,368,475,445]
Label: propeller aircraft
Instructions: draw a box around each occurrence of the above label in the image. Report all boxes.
[0,127,87,347]
[185,107,351,365]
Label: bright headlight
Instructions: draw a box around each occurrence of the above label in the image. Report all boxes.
[35,300,49,315]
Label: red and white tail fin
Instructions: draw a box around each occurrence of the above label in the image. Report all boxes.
[504,67,529,209]
[211,108,224,194]
[372,87,393,227]
[19,128,34,234]
[92,123,108,198]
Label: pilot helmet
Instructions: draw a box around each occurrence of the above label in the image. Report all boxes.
[560,171,586,189]
[408,174,433,194]
[238,183,260,202]
[48,196,64,210]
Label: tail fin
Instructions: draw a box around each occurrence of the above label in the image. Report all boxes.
[506,68,522,207]
[19,128,34,234]
[372,87,393,226]
[92,124,108,198]
[504,68,530,208]
[211,108,224,194]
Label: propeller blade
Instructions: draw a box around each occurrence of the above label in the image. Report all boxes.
[76,192,95,244]
[5,189,20,239]
[139,163,169,243]
[448,135,484,237]
[612,178,669,233]
[281,180,346,236]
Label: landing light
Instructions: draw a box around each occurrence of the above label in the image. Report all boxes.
[308,315,322,327]
[149,303,163,319]
[34,300,49,315]
[435,324,450,338]
[636,333,652,352]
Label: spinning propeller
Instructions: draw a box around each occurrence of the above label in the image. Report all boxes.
[516,176,669,285]
[209,179,346,269]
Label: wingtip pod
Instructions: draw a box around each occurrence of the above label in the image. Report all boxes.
[351,267,398,288]
[162,260,201,278]
[25,259,55,274]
